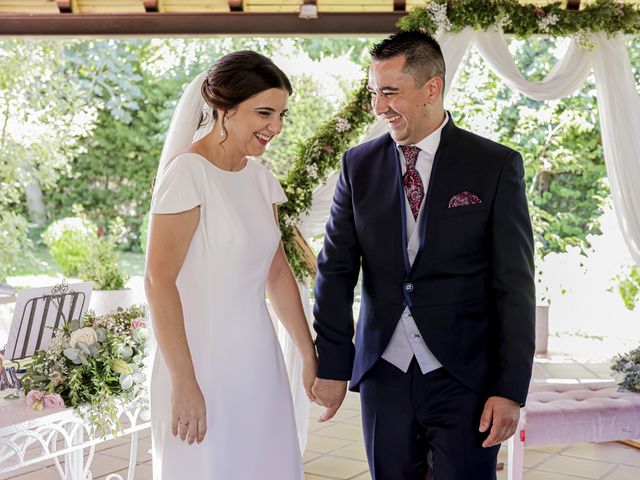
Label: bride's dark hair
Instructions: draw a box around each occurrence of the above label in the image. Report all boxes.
[199,50,292,128]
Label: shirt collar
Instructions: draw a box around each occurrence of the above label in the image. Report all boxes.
[396,112,449,157]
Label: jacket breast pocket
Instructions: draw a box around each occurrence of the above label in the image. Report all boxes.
[441,203,487,219]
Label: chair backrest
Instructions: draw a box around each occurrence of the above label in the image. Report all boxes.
[4,281,92,362]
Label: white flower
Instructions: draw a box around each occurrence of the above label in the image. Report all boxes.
[428,3,451,32]
[69,327,98,348]
[538,13,559,34]
[46,329,69,358]
[43,216,95,244]
[574,31,596,52]
[306,164,318,179]
[132,327,149,344]
[283,215,298,228]
[335,117,351,133]
[493,14,510,31]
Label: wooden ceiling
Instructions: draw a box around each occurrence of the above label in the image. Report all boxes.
[0,1,619,36]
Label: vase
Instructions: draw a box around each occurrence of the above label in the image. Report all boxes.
[89,288,135,316]
[535,305,550,354]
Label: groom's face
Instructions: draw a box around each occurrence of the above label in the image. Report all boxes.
[368,54,439,146]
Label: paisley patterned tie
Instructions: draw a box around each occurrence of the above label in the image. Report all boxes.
[400,145,424,220]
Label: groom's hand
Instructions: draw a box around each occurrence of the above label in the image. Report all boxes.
[479,396,520,448]
[312,378,347,422]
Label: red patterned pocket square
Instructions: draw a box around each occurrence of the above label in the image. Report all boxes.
[448,191,482,208]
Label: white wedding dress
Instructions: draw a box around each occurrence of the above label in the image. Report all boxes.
[148,153,304,479]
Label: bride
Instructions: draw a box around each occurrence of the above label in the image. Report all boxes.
[144,50,316,479]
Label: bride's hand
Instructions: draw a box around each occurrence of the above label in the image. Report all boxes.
[302,351,318,402]
[171,377,207,445]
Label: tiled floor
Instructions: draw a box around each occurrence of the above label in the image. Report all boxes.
[4,354,640,480]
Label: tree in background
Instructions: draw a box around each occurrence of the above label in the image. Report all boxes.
[0,41,97,279]
[47,37,370,250]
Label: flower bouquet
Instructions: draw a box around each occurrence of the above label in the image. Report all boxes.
[21,304,149,433]
[611,345,640,393]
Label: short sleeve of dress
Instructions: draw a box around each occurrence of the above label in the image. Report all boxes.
[151,156,203,214]
[266,170,287,206]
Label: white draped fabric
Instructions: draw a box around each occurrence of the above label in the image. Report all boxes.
[288,30,640,445]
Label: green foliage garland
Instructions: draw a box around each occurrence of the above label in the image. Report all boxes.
[398,1,640,39]
[279,80,373,279]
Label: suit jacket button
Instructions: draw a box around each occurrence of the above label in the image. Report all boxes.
[404,282,414,293]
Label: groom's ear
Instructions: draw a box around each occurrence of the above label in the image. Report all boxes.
[422,76,444,105]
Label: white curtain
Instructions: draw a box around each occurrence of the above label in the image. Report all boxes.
[286,29,640,450]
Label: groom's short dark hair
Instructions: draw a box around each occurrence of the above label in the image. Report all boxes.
[370,30,446,90]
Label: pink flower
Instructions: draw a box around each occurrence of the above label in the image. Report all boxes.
[26,390,45,410]
[534,6,545,18]
[130,317,146,329]
[43,394,65,408]
[323,145,334,154]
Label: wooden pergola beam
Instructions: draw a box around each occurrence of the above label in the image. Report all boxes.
[0,12,402,36]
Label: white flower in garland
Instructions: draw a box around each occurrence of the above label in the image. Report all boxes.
[305,164,318,180]
[427,2,452,32]
[335,117,351,133]
[574,31,596,52]
[538,13,559,34]
[283,214,298,228]
[493,14,511,32]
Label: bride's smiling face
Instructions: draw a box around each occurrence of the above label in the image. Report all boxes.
[221,88,289,157]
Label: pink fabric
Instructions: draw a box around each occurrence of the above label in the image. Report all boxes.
[517,382,640,446]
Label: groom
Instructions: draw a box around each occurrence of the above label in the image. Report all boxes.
[312,31,535,479]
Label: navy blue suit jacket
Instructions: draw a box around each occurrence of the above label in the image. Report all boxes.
[313,116,536,406]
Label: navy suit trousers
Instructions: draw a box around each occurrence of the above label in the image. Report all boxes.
[359,359,500,480]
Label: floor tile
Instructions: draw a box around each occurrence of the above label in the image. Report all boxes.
[342,415,362,427]
[561,442,636,464]
[340,396,361,411]
[603,464,640,480]
[352,472,372,480]
[328,408,360,423]
[305,435,354,454]
[94,462,152,480]
[86,453,130,477]
[303,451,323,464]
[3,466,60,480]
[525,470,587,479]
[536,455,617,479]
[315,423,364,442]
[523,449,553,468]
[99,437,152,463]
[528,444,570,455]
[304,455,369,479]
[331,442,368,462]
[617,444,640,467]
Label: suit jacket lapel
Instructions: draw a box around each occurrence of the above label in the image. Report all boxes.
[408,117,456,277]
